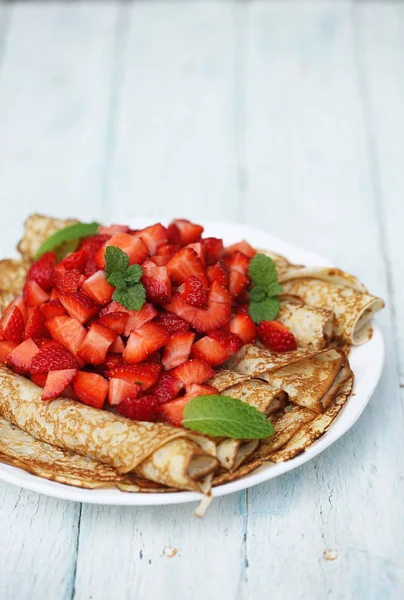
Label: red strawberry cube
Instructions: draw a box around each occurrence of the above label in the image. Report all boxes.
[115,394,160,422]
[27,251,56,291]
[41,299,66,320]
[78,323,117,365]
[201,238,224,265]
[142,265,172,304]
[123,323,169,364]
[108,378,140,406]
[30,343,77,374]
[229,314,256,344]
[167,247,208,287]
[0,340,18,364]
[23,281,50,307]
[42,368,77,401]
[159,384,218,427]
[45,315,87,361]
[5,339,39,374]
[171,359,214,386]
[1,305,25,343]
[73,371,109,409]
[138,223,168,254]
[59,292,100,324]
[81,270,114,305]
[123,303,158,336]
[150,372,184,404]
[95,233,149,269]
[162,331,195,370]
[97,311,129,335]
[170,219,204,245]
[107,363,161,391]
[191,336,229,366]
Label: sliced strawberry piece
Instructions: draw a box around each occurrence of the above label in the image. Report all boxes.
[172,359,214,386]
[107,363,162,391]
[24,305,47,341]
[27,251,56,292]
[167,247,207,287]
[59,292,100,324]
[45,315,87,360]
[78,234,111,276]
[186,242,205,263]
[141,264,172,304]
[54,268,84,293]
[207,261,228,288]
[138,223,168,255]
[162,331,195,370]
[156,244,180,257]
[191,336,228,366]
[155,312,190,336]
[98,311,129,334]
[95,233,149,269]
[42,368,77,401]
[81,270,114,305]
[229,251,250,297]
[30,342,77,374]
[109,335,125,353]
[6,339,40,374]
[108,377,140,406]
[167,223,182,245]
[73,371,109,409]
[99,300,130,317]
[41,299,66,320]
[150,372,184,405]
[234,303,249,315]
[6,296,28,324]
[201,238,224,265]
[105,353,125,371]
[229,313,256,344]
[124,303,158,336]
[116,394,160,422]
[1,305,25,343]
[78,323,116,365]
[225,240,256,259]
[171,219,203,245]
[0,340,18,364]
[60,250,87,272]
[23,281,50,306]
[159,384,218,427]
[179,276,208,309]
[49,288,59,301]
[31,373,47,387]
[257,320,297,353]
[208,329,243,356]
[123,323,169,364]
[98,224,130,236]
[150,255,170,267]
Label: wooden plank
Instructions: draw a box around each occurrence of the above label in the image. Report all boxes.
[243,2,404,599]
[106,1,240,224]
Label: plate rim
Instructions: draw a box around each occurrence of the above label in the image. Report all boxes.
[0,220,385,506]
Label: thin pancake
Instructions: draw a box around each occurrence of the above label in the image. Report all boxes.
[17,214,78,260]
[277,303,333,349]
[0,259,30,295]
[225,379,287,415]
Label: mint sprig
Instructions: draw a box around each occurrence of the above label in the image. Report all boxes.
[248,254,282,323]
[105,246,146,311]
[35,222,99,258]
[182,395,274,439]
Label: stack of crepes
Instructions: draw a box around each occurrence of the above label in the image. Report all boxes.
[0,215,384,499]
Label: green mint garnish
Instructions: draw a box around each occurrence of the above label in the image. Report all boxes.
[35,222,99,258]
[182,395,274,439]
[105,246,146,311]
[248,253,282,324]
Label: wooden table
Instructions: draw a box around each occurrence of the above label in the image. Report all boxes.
[0,1,402,598]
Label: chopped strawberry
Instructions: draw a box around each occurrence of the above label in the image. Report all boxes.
[41,299,66,320]
[60,250,87,272]
[150,372,184,404]
[138,224,168,254]
[49,288,59,301]
[54,268,84,293]
[201,238,224,265]
[228,251,250,297]
[24,305,47,341]
[0,340,17,364]
[191,336,228,366]
[225,240,256,259]
[235,303,249,315]
[155,312,190,336]
[179,276,208,309]
[105,353,126,371]
[167,223,182,245]
[95,233,149,269]
[78,323,116,365]
[6,339,40,374]
[108,378,140,405]
[142,264,172,304]
[23,281,50,306]
[99,300,130,317]
[207,261,228,288]
[45,315,87,360]
[6,296,27,323]
[228,313,256,344]
[150,255,170,267]
[42,368,77,401]
[156,244,180,257]
[109,335,125,353]
[98,224,130,236]
[81,270,114,305]
[170,219,203,245]
[159,384,217,427]
[167,247,208,287]
[78,234,111,276]
[172,359,214,386]
[123,322,169,364]
[162,331,195,370]
[124,303,158,336]
[59,291,100,324]
[257,320,297,353]
[116,394,160,422]
[98,311,129,334]
[73,371,109,409]
[1,305,24,343]
[186,242,205,263]
[31,373,47,387]
[208,329,243,356]
[107,363,161,391]
[27,252,56,292]
[31,343,77,374]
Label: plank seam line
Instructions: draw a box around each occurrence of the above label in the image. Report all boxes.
[70,503,83,600]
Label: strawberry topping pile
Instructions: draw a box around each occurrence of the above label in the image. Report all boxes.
[0,219,296,427]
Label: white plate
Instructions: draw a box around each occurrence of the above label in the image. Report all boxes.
[0,221,384,506]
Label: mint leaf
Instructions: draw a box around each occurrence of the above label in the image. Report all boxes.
[249,297,280,324]
[35,222,99,258]
[113,283,146,311]
[248,253,278,287]
[125,264,143,284]
[108,272,126,288]
[182,395,274,439]
[105,246,129,279]
[265,281,283,297]
[249,286,267,302]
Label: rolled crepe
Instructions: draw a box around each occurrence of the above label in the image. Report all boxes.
[0,259,30,295]
[17,214,77,260]
[277,303,333,349]
[279,267,384,345]
[0,366,218,492]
